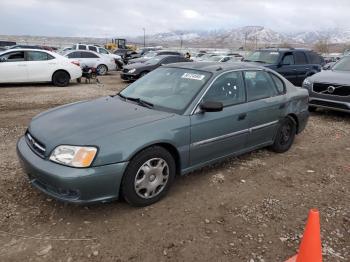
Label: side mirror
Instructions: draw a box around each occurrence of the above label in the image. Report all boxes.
[199,101,223,112]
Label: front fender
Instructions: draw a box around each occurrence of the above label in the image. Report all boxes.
[92,115,191,169]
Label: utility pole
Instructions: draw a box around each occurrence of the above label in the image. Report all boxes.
[142,28,146,48]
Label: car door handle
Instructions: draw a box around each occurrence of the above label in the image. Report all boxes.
[238,113,247,121]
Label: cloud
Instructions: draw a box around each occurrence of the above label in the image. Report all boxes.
[0,0,350,37]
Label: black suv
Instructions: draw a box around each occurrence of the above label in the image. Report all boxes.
[244,48,324,86]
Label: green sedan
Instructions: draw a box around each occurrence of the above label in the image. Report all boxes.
[17,62,309,206]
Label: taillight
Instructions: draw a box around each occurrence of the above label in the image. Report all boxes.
[71,61,80,67]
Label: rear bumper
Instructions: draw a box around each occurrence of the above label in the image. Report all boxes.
[296,110,309,134]
[17,136,128,204]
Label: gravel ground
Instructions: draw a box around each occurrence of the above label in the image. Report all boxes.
[0,72,349,262]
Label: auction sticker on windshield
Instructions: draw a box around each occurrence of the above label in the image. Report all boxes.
[181,73,206,81]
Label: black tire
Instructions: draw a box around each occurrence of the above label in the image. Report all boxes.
[97,64,108,75]
[121,146,176,207]
[52,71,70,87]
[309,106,317,112]
[140,71,149,77]
[270,116,297,153]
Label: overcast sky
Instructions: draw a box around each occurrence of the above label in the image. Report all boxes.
[0,0,349,37]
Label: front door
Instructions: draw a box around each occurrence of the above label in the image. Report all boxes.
[243,70,287,148]
[190,71,250,166]
[0,51,28,83]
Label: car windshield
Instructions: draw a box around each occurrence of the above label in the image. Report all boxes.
[245,51,280,64]
[208,56,224,62]
[119,67,212,113]
[145,57,161,64]
[143,52,157,59]
[332,56,350,71]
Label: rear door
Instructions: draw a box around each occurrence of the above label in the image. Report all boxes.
[0,51,28,83]
[25,51,57,82]
[293,51,309,86]
[79,52,100,68]
[243,70,287,148]
[190,71,250,166]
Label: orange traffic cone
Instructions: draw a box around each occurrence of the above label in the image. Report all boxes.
[285,209,322,262]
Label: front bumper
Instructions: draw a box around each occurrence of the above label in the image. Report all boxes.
[120,72,139,81]
[309,97,350,113]
[16,136,128,204]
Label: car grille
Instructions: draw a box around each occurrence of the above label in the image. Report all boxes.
[312,82,350,97]
[25,131,46,158]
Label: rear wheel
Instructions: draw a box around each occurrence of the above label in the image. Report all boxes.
[97,64,108,75]
[52,71,70,87]
[270,117,296,153]
[121,146,176,207]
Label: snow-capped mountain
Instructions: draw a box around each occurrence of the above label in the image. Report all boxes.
[131,26,350,47]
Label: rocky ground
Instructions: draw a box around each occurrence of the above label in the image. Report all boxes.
[0,72,349,262]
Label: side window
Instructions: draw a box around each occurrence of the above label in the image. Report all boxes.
[67,52,80,59]
[99,48,109,55]
[294,51,307,65]
[78,45,86,50]
[282,53,294,65]
[88,46,97,52]
[0,51,25,62]
[244,71,279,102]
[81,52,99,58]
[203,71,245,107]
[27,51,54,61]
[269,73,285,94]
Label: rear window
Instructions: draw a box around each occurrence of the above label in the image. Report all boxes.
[67,52,81,58]
[81,52,99,58]
[78,45,86,50]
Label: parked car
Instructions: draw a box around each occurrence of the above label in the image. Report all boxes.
[303,56,350,113]
[121,55,189,81]
[72,44,123,69]
[127,50,183,64]
[0,49,82,86]
[0,47,7,52]
[0,40,16,47]
[200,55,241,63]
[244,48,324,86]
[64,50,116,75]
[17,62,309,206]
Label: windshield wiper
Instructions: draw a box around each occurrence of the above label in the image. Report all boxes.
[118,94,154,108]
[243,59,252,62]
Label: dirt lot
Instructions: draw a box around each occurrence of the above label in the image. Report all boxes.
[0,72,349,262]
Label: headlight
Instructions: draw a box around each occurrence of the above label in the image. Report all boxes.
[302,78,312,88]
[50,145,97,168]
[128,68,136,73]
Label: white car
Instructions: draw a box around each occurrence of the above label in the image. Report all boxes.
[64,50,117,75]
[72,44,122,61]
[0,49,82,86]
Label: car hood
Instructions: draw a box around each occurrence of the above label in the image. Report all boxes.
[309,70,350,85]
[28,96,173,153]
[124,62,157,70]
[128,57,148,64]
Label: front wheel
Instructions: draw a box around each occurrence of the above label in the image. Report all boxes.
[270,117,296,153]
[121,146,176,207]
[97,64,108,75]
[52,71,70,87]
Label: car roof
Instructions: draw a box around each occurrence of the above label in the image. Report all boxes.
[165,62,264,73]
[1,48,51,53]
[257,48,311,52]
